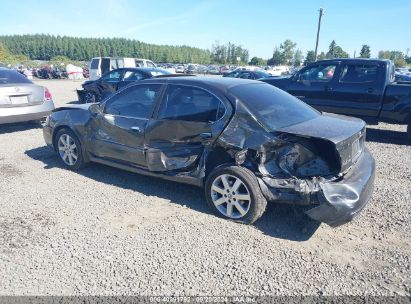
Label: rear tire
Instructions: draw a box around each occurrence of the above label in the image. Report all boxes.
[55,129,86,170]
[205,165,267,224]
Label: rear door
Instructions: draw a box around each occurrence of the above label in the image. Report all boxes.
[88,83,163,167]
[330,62,383,117]
[286,62,340,112]
[145,84,229,172]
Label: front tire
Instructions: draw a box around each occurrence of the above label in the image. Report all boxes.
[205,165,267,224]
[55,129,86,170]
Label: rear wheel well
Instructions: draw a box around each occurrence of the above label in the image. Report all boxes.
[205,147,235,178]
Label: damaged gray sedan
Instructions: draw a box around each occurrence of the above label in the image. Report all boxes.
[43,77,375,227]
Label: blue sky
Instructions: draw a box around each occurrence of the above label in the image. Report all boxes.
[1,0,410,59]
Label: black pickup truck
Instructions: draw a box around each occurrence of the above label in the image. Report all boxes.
[261,59,411,140]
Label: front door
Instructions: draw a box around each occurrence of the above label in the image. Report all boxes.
[98,69,124,99]
[88,83,163,168]
[287,62,339,113]
[145,84,228,172]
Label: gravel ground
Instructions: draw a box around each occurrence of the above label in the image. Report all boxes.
[0,79,410,296]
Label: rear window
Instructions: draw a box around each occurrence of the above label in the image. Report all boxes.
[254,71,271,79]
[229,83,319,130]
[90,59,99,69]
[0,70,32,84]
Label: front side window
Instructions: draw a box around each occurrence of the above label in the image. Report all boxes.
[146,61,156,68]
[158,85,225,123]
[226,71,240,78]
[298,64,337,82]
[102,70,122,81]
[340,64,379,83]
[104,84,161,118]
[239,72,252,79]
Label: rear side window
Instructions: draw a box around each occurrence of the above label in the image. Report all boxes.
[123,71,144,81]
[104,84,162,118]
[90,59,99,69]
[0,70,32,84]
[340,64,379,83]
[158,85,225,123]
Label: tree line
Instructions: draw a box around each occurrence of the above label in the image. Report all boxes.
[1,34,410,67]
[0,34,251,65]
[248,39,410,67]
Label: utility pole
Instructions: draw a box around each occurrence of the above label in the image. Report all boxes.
[314,8,324,61]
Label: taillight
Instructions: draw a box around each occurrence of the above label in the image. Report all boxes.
[44,87,52,101]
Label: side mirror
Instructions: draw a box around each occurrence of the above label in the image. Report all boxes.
[89,103,102,115]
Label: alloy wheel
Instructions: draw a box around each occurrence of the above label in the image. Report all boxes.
[210,174,251,219]
[57,134,78,166]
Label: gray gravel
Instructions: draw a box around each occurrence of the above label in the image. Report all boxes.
[0,79,410,296]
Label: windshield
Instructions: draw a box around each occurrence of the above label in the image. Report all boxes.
[229,83,320,130]
[0,70,32,84]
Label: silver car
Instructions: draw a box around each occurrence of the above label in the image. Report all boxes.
[0,68,55,124]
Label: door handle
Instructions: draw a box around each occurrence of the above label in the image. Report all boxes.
[200,132,212,139]
[130,126,142,133]
[367,88,374,93]
[324,86,333,92]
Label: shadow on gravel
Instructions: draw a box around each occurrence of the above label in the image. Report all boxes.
[25,145,321,242]
[0,122,42,135]
[366,127,409,146]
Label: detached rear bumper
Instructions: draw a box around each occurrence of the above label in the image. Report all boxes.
[305,148,375,227]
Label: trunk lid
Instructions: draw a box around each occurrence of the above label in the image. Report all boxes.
[278,112,366,173]
[0,84,45,107]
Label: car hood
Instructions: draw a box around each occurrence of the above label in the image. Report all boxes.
[82,80,97,88]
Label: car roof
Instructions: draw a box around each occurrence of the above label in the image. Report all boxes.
[138,76,259,93]
[315,58,391,65]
